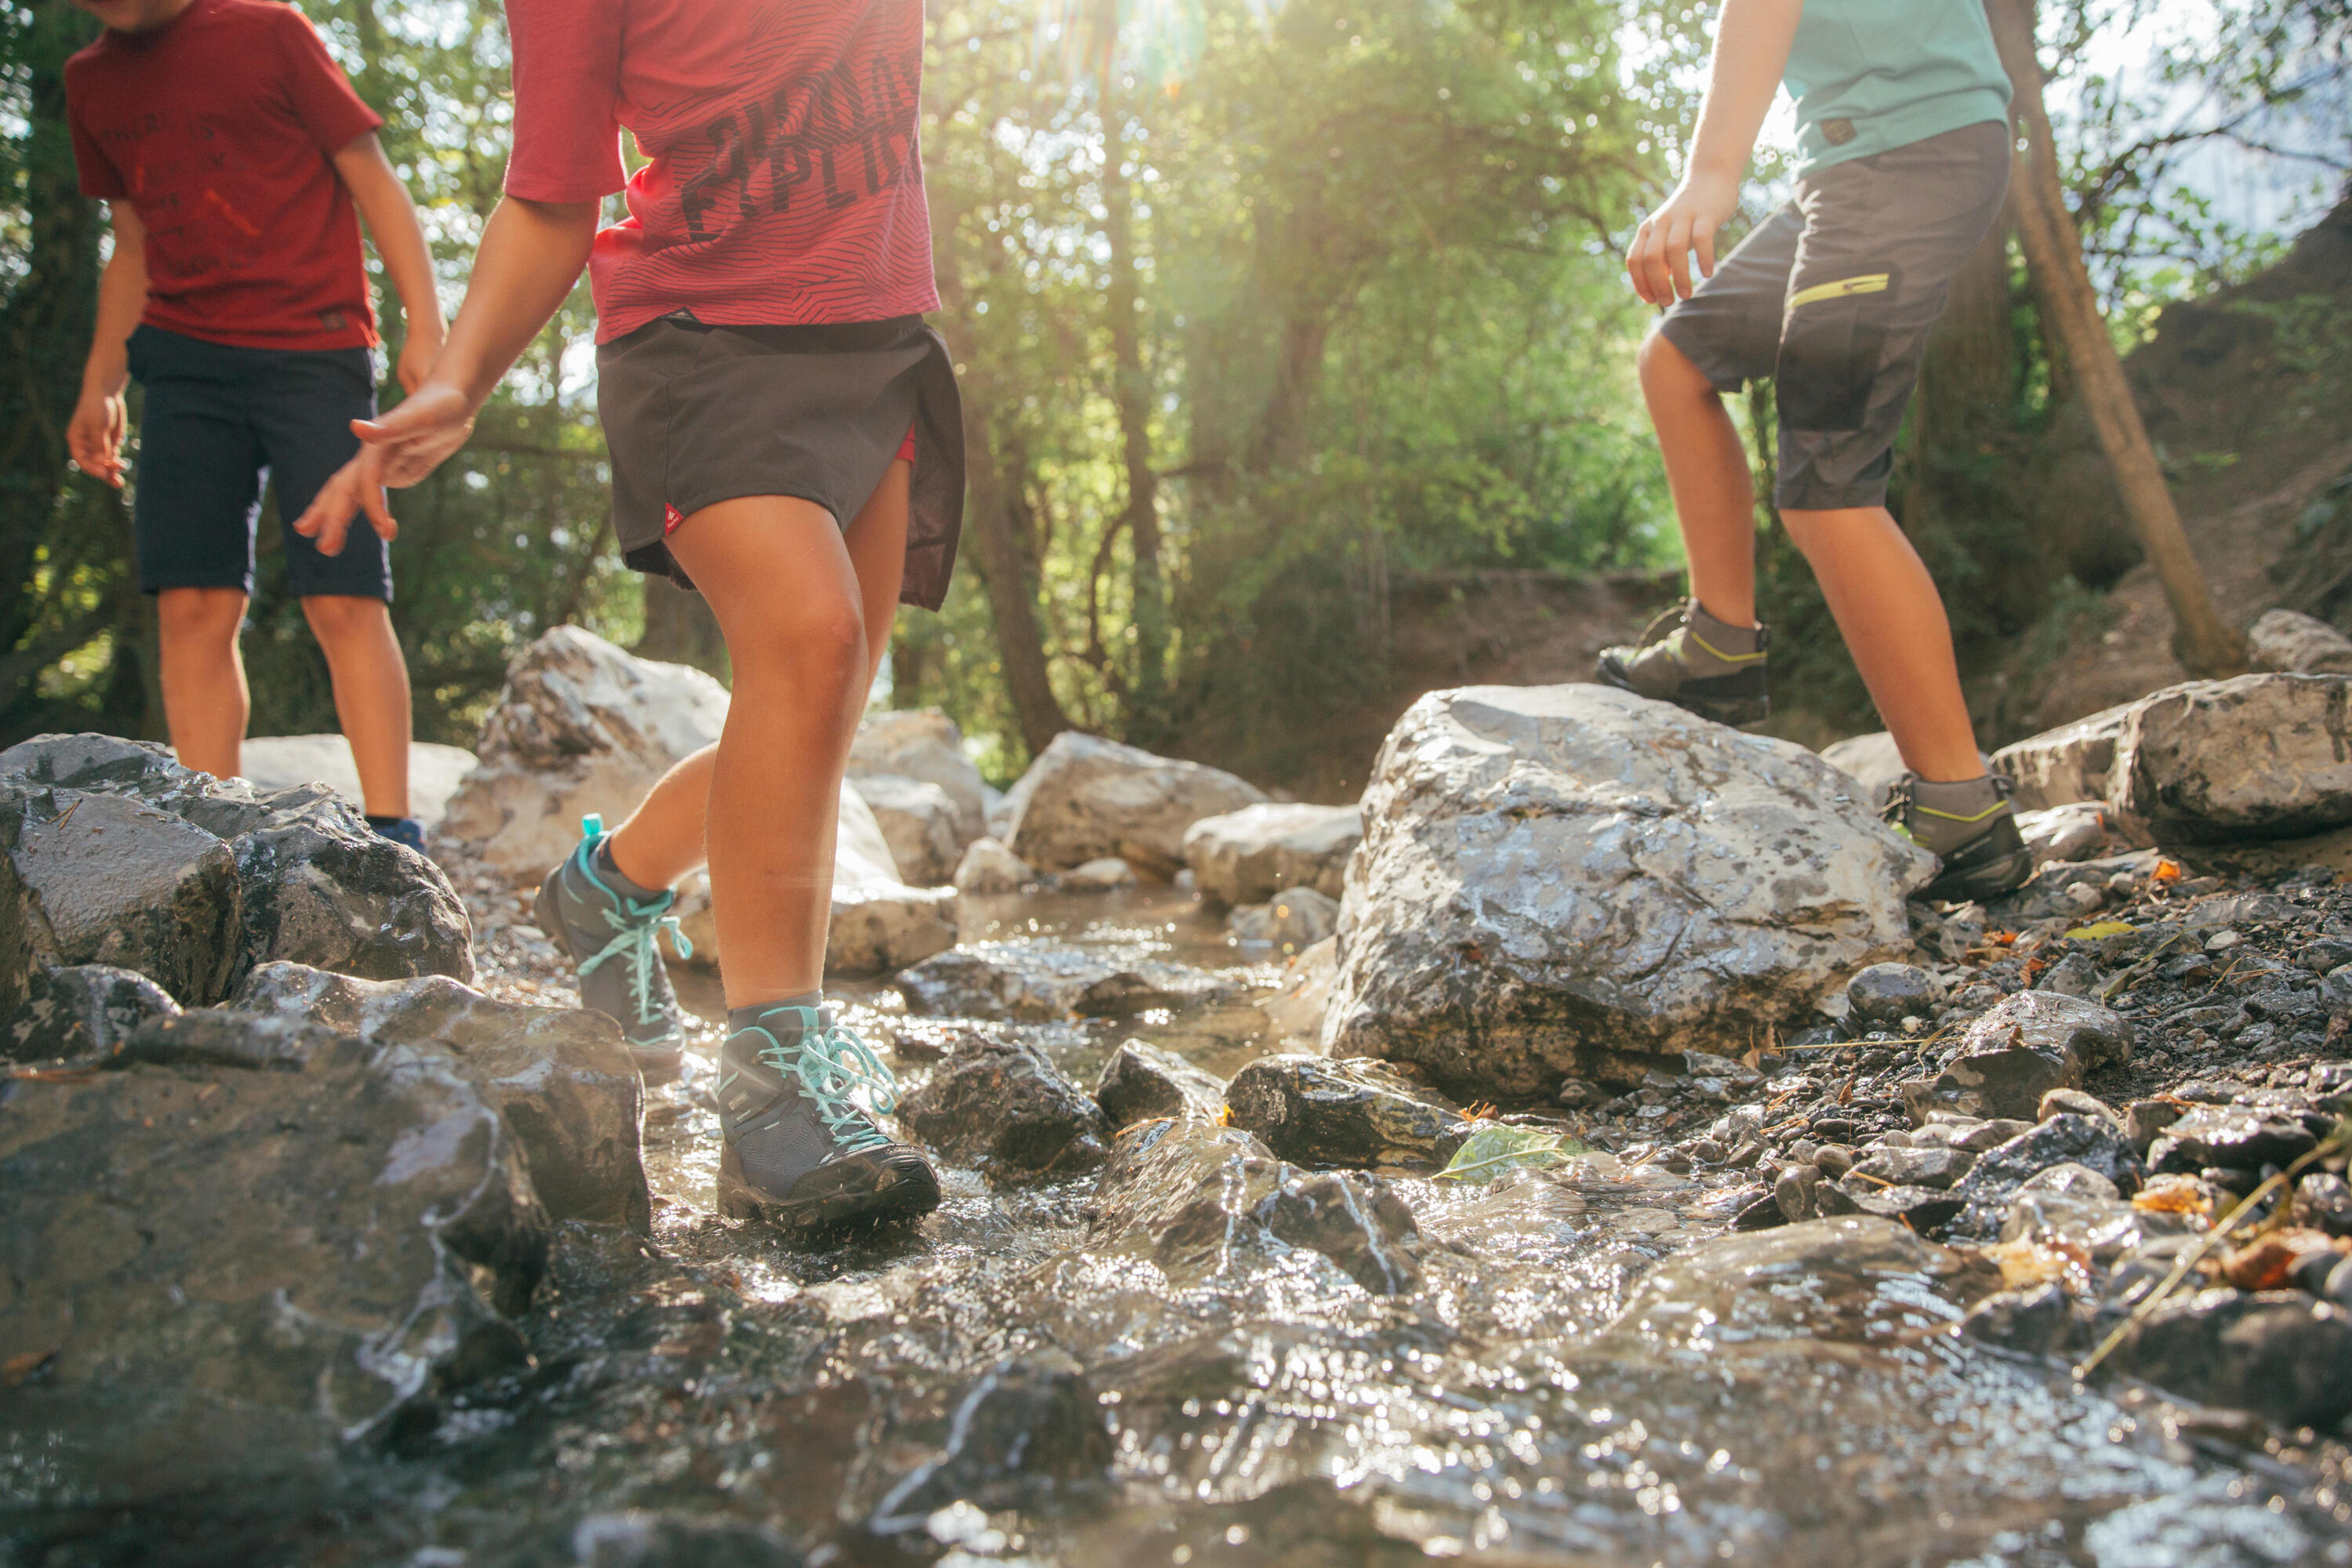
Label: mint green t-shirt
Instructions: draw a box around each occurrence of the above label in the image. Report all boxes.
[1784,0,2013,177]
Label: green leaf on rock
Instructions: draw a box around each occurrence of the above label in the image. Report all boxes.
[2063,920,2137,940]
[1435,1126,1589,1183]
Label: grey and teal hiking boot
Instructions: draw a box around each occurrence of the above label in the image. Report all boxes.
[1596,598,1770,725]
[715,1005,940,1235]
[1884,772,2034,902]
[535,815,691,1082]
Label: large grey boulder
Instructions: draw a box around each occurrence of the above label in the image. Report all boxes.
[1994,673,2352,843]
[853,772,967,887]
[0,1011,550,1490]
[1323,685,1935,1098]
[233,962,652,1229]
[0,735,472,1021]
[439,626,730,881]
[239,734,479,832]
[2246,608,2352,676]
[848,708,987,842]
[1003,732,1267,878]
[1181,802,1362,906]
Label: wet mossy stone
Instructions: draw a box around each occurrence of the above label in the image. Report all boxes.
[1224,1054,1473,1174]
[6,964,179,1065]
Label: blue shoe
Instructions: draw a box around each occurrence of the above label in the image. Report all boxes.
[368,815,428,853]
[534,815,691,1081]
[715,1005,939,1234]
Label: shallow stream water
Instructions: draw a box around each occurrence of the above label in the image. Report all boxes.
[16,887,2351,1567]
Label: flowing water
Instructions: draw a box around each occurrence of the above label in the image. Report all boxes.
[12,887,2350,1567]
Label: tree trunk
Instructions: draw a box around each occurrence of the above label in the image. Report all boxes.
[1094,4,1168,737]
[1985,0,2249,677]
[964,417,1073,757]
[634,578,729,677]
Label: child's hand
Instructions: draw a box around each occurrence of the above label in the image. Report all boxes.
[1626,172,1740,307]
[67,387,128,488]
[293,382,475,557]
[394,315,445,394]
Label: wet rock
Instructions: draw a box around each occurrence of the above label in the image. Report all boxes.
[898,942,1236,1022]
[2038,1087,2121,1125]
[867,1352,1112,1533]
[852,773,967,887]
[239,734,479,833]
[2035,952,2103,998]
[233,962,651,1229]
[1261,936,1337,1045]
[1258,1170,1426,1294]
[1224,1054,1472,1173]
[1324,684,1933,1098]
[953,837,1036,895]
[1181,802,1361,905]
[898,1037,1109,1181]
[438,627,732,881]
[1090,1116,1292,1279]
[1601,1217,1987,1352]
[1846,962,1939,1028]
[1903,993,2133,1123]
[848,707,989,842]
[0,784,238,1008]
[0,1015,550,1485]
[2107,674,2352,844]
[1773,1163,1820,1222]
[1002,731,1267,877]
[1947,1114,2143,1237]
[823,884,960,977]
[2123,1098,2187,1152]
[2016,803,2117,866]
[556,1512,808,1568]
[0,735,473,1007]
[7,964,178,1065]
[1227,885,1339,951]
[1993,707,2128,811]
[1998,1165,2186,1268]
[2294,1171,2352,1236]
[2149,1104,2321,1176]
[2104,1288,2352,1428]
[1836,1181,1964,1230]
[1063,856,1140,892]
[1961,1283,2076,1357]
[2247,608,2352,676]
[1847,1144,1975,1190]
[1094,1039,1227,1130]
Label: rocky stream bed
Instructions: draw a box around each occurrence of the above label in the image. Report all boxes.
[9,639,2352,1567]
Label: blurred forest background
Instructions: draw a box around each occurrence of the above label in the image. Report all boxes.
[2,0,2347,794]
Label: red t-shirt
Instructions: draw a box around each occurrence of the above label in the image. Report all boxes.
[65,0,383,351]
[502,0,939,343]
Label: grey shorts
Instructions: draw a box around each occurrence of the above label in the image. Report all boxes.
[1657,118,2011,511]
[595,314,964,609]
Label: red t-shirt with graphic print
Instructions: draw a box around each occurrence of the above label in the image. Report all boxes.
[501,0,939,343]
[65,0,384,350]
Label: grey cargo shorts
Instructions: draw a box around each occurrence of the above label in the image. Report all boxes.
[1657,118,2012,511]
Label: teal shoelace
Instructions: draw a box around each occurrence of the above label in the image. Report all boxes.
[733,1006,899,1156]
[572,842,691,1024]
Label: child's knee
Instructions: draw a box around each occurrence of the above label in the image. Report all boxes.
[156,586,247,641]
[299,593,390,643]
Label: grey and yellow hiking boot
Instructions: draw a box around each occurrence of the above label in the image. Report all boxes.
[1595,598,1770,725]
[715,1004,940,1235]
[534,814,691,1082]
[1884,772,2034,902]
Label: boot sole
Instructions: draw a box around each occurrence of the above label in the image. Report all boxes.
[1924,843,2038,903]
[533,870,686,1086]
[1594,659,1770,728]
[718,1144,942,1236]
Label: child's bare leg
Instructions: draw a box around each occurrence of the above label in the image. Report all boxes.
[606,461,911,895]
[1639,332,1759,627]
[300,593,412,818]
[1778,506,1982,782]
[156,586,251,780]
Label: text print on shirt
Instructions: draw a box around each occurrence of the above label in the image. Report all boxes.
[676,39,920,241]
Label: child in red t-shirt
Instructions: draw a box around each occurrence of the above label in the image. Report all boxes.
[64,0,447,851]
[297,0,964,1238]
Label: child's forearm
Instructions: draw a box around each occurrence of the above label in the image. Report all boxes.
[82,207,147,394]
[333,135,446,336]
[1685,0,1802,187]
[426,194,599,408]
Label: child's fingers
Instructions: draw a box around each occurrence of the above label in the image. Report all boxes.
[357,444,401,544]
[1696,229,1718,281]
[293,459,362,553]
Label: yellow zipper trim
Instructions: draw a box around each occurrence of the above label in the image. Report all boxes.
[1912,800,2009,825]
[1788,273,1890,310]
[1686,631,1768,665]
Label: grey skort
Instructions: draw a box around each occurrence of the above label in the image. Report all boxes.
[1657,118,2012,511]
[596,314,964,609]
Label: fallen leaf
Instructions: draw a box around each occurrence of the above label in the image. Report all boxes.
[2132,1174,2212,1215]
[2,1350,53,1388]
[1434,1125,1588,1184]
[1979,1238,2073,1290]
[2152,858,2184,883]
[2219,1229,2336,1291]
[2064,920,2137,940]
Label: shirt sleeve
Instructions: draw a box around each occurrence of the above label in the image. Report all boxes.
[63,67,127,199]
[503,0,627,201]
[272,6,384,154]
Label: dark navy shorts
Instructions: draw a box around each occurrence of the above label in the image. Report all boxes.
[127,325,391,601]
[1656,119,2012,512]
